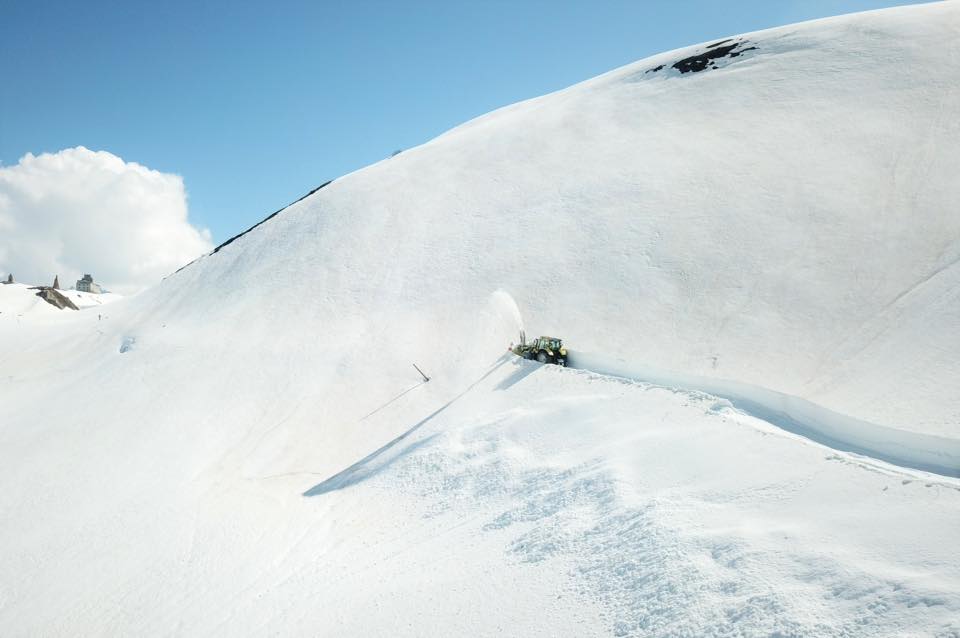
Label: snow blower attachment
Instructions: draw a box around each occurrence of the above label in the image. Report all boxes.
[511,332,567,366]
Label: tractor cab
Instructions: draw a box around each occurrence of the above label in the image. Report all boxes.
[534,337,562,353]
[511,334,568,366]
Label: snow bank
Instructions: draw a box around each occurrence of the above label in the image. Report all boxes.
[569,351,960,477]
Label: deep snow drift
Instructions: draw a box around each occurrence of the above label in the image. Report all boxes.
[1,3,959,636]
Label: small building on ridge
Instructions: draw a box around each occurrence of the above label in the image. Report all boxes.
[76,274,103,294]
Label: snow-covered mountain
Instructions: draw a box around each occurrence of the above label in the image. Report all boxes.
[1,3,958,636]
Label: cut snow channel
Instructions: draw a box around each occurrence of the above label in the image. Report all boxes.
[565,352,960,478]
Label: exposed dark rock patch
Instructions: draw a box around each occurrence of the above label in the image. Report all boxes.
[645,39,758,75]
[30,287,79,310]
[706,38,734,49]
[673,40,757,74]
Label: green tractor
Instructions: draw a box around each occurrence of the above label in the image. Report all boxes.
[511,332,567,367]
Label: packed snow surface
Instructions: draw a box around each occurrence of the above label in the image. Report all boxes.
[1,3,959,636]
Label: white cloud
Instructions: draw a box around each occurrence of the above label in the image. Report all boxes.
[0,147,212,294]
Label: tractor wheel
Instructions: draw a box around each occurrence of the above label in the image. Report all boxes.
[537,352,549,364]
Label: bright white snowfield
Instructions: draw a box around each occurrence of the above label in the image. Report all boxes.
[2,3,959,636]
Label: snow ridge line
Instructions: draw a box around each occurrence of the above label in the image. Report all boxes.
[566,352,960,478]
[168,179,334,277]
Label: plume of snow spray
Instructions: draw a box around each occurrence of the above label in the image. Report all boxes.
[491,289,524,336]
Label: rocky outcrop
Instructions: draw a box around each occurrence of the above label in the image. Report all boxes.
[31,287,79,310]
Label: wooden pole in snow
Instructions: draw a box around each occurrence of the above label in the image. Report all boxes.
[412,363,430,382]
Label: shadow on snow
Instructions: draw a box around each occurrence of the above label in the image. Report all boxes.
[303,355,511,497]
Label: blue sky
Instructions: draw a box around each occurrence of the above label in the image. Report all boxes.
[0,0,929,243]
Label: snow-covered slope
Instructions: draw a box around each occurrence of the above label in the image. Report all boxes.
[1,3,958,636]
[166,0,957,437]
[0,282,122,323]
